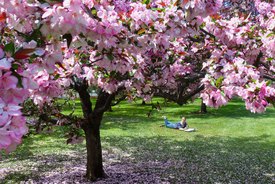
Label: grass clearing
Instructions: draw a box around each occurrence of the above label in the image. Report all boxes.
[1,98,275,183]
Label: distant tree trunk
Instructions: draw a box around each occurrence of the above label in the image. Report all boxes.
[200,99,207,113]
[108,105,113,112]
[75,80,114,181]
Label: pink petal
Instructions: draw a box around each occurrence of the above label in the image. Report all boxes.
[6,105,22,116]
[0,58,11,70]
[0,134,11,147]
[0,113,9,127]
[0,48,4,58]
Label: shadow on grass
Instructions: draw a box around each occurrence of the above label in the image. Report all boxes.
[2,134,273,183]
[0,127,274,184]
[101,134,275,183]
[1,153,86,184]
[1,126,84,160]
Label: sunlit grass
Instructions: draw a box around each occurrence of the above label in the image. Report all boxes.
[1,98,274,183]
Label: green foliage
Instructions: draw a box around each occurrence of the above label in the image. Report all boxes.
[215,76,224,88]
[4,42,15,55]
[266,32,275,38]
[107,53,114,61]
[142,0,150,5]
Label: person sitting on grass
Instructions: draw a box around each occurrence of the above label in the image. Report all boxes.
[161,116,188,130]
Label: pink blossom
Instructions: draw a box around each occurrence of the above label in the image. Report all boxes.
[255,0,272,15]
[0,72,18,89]
[0,113,9,127]
[0,88,29,104]
[259,84,266,99]
[0,58,12,70]
[10,116,28,137]
[0,48,4,58]
[0,131,12,149]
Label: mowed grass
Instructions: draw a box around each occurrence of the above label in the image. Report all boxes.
[1,98,275,183]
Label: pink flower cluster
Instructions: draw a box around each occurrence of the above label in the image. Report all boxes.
[201,50,275,112]
[182,0,223,20]
[0,47,29,153]
[29,68,64,107]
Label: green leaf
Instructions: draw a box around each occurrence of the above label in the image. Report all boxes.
[131,55,137,62]
[107,53,114,61]
[137,28,146,35]
[215,76,224,88]
[250,25,257,31]
[54,74,60,80]
[4,42,15,55]
[91,8,97,16]
[142,0,150,5]
[12,63,19,70]
[266,32,275,38]
[210,79,216,87]
[151,8,165,12]
[95,52,101,57]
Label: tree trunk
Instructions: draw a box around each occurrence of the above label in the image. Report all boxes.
[201,100,207,113]
[74,79,114,181]
[83,116,105,181]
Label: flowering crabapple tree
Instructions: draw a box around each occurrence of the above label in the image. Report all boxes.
[0,0,275,181]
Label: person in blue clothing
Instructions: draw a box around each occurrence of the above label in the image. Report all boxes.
[162,116,188,130]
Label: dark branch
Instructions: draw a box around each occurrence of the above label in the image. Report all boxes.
[254,52,263,68]
[72,76,93,118]
[177,85,205,105]
[154,85,204,106]
[154,90,178,102]
[188,36,203,42]
[178,72,206,83]
[264,74,275,81]
[90,57,104,64]
[111,95,127,106]
[200,28,216,39]
[93,90,116,115]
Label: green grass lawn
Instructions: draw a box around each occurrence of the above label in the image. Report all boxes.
[1,98,275,183]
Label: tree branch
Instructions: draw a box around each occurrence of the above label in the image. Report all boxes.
[111,95,127,106]
[72,76,93,118]
[200,28,216,39]
[154,85,204,106]
[177,85,204,105]
[264,74,275,81]
[93,90,116,115]
[254,52,263,68]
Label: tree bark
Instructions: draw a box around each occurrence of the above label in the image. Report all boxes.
[74,80,106,181]
[200,100,207,113]
[83,116,105,181]
[73,77,117,181]
[74,80,116,181]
